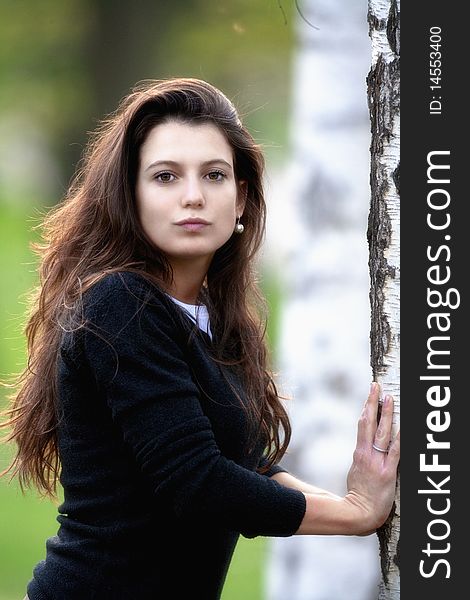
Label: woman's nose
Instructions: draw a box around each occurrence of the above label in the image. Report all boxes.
[182,177,205,207]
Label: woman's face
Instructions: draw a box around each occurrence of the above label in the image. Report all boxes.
[135,120,245,268]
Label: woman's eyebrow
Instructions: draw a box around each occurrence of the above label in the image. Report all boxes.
[145,159,233,172]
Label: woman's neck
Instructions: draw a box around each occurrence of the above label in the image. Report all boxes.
[167,257,211,304]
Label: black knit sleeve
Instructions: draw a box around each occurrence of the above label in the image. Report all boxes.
[82,273,306,539]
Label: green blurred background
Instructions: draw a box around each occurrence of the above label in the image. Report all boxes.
[0,1,296,598]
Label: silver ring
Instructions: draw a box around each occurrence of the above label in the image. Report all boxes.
[372,443,388,453]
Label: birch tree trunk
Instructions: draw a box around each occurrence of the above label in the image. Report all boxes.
[264,1,381,598]
[367,1,400,598]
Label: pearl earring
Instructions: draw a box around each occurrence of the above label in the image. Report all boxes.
[234,216,244,234]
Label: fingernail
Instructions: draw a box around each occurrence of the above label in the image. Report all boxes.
[370,382,377,393]
[384,395,392,405]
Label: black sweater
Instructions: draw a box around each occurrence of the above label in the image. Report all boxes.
[27,272,306,600]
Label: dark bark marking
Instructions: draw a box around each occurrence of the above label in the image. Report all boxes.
[367,11,386,37]
[377,503,400,584]
[387,0,400,56]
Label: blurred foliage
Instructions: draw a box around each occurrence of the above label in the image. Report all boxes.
[0,203,51,600]
[0,0,296,198]
[0,1,296,598]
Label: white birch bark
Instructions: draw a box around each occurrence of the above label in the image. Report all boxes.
[367,1,400,598]
[263,1,382,598]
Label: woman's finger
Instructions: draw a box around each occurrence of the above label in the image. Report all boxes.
[372,394,394,454]
[356,382,381,447]
[386,430,400,469]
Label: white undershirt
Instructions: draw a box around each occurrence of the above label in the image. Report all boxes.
[169,296,212,339]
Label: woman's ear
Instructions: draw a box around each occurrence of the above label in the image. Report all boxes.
[237,180,247,215]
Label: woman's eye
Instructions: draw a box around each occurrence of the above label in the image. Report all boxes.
[154,172,175,183]
[206,170,225,182]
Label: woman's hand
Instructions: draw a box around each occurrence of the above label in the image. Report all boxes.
[295,382,400,537]
[344,382,400,535]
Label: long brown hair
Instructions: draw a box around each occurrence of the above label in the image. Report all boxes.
[1,78,291,497]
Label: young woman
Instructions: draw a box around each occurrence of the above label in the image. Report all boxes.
[2,78,400,599]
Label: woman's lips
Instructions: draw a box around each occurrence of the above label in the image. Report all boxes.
[176,219,210,232]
